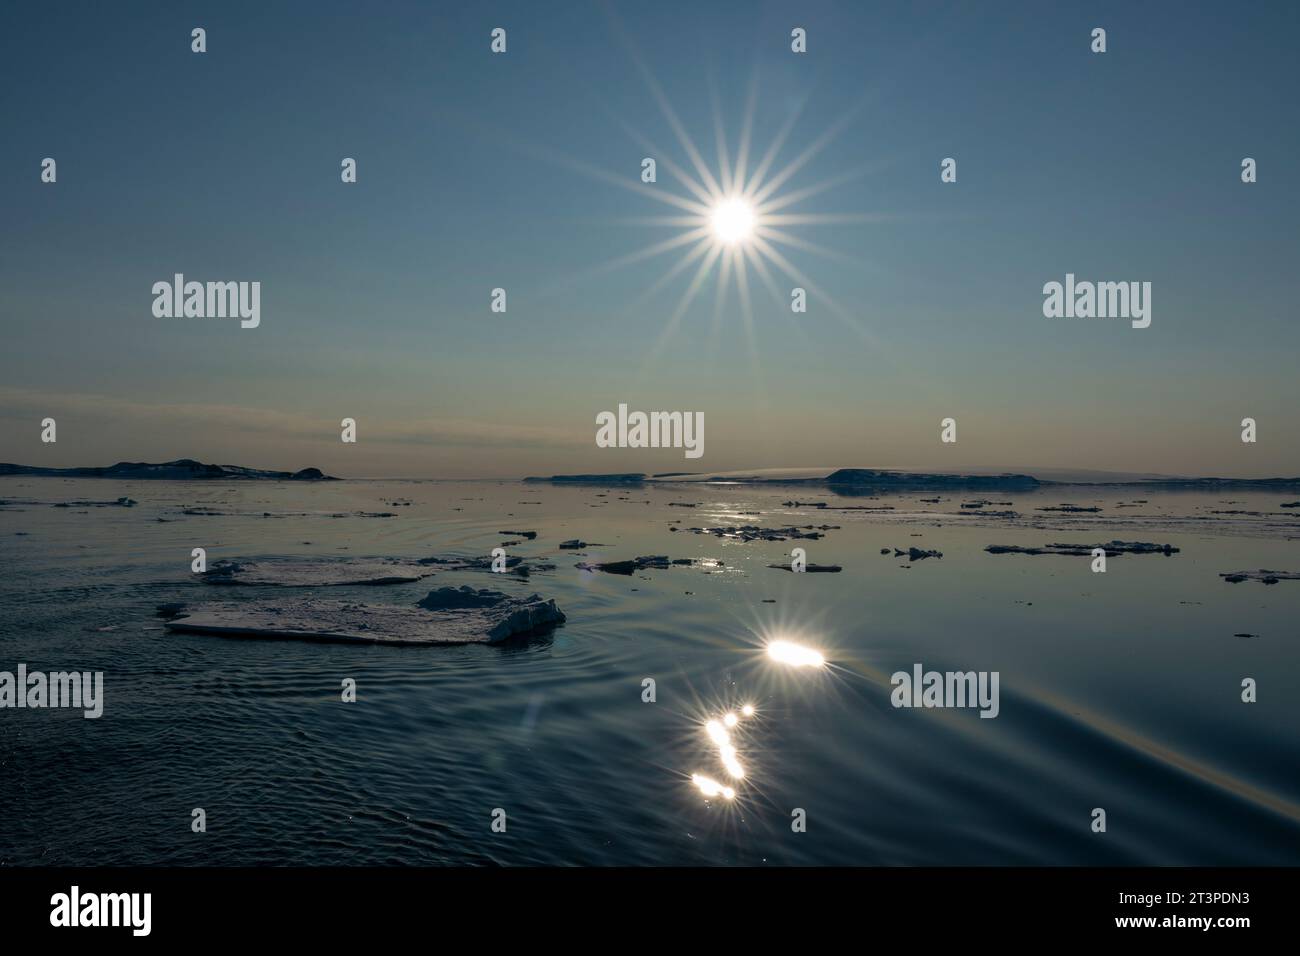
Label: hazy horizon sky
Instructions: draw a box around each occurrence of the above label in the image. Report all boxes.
[3,1,1298,479]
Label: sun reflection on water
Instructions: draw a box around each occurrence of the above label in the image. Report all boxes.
[766,638,826,669]
[686,617,830,806]
[691,774,736,801]
[691,704,755,800]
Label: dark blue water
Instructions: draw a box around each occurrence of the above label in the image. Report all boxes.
[2,478,1298,865]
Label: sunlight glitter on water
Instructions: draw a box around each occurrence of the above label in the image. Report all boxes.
[766,639,826,668]
[691,774,736,801]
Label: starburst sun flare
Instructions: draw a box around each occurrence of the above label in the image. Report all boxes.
[523,58,888,366]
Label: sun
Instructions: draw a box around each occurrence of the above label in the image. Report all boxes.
[710,197,756,244]
[520,49,885,357]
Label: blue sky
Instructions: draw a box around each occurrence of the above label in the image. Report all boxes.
[2,0,1297,477]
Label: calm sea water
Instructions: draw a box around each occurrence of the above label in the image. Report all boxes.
[2,477,1298,865]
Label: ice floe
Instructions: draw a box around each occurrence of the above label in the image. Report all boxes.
[1220,569,1300,584]
[202,558,436,587]
[673,524,839,542]
[985,540,1178,556]
[164,586,565,645]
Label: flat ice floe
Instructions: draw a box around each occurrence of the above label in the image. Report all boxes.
[1220,569,1300,584]
[202,558,436,587]
[200,554,557,586]
[673,524,840,542]
[165,587,566,645]
[416,555,556,576]
[985,540,1179,556]
[52,497,137,508]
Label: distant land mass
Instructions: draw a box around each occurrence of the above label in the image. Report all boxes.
[823,469,1040,490]
[3,462,1297,490]
[0,459,336,481]
[523,468,1300,491]
[523,473,646,484]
